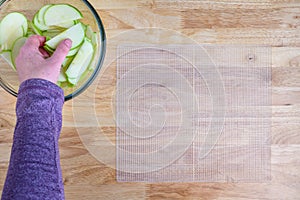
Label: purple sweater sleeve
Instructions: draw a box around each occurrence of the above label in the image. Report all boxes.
[1,79,65,200]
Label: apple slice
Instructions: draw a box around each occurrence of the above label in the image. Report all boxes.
[33,4,76,31]
[67,46,80,57]
[33,13,49,31]
[62,57,73,68]
[11,37,27,70]
[58,71,67,82]
[85,26,98,70]
[29,21,43,35]
[42,30,62,39]
[88,32,98,71]
[43,4,83,26]
[0,12,28,50]
[0,51,14,69]
[66,38,94,84]
[54,20,77,29]
[45,23,85,50]
[38,4,53,25]
[85,26,95,42]
[85,25,98,49]
[44,45,54,54]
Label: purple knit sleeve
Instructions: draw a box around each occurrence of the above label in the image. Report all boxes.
[1,79,65,200]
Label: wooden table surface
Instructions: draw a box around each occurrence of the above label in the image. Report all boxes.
[1,0,300,199]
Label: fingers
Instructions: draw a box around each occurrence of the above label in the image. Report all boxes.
[25,35,46,49]
[49,39,72,65]
[39,47,50,58]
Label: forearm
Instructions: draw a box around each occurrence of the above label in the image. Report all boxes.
[1,79,65,200]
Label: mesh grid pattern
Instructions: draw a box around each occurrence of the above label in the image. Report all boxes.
[116,44,271,182]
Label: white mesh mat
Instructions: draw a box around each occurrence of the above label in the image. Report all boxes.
[116,44,271,182]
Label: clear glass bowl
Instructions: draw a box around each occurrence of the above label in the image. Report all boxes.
[0,0,106,101]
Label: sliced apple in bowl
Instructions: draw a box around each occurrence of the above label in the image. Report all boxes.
[0,2,103,93]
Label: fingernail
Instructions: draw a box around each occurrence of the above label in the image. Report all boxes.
[64,39,72,48]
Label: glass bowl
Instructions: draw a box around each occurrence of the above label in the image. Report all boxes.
[0,0,106,101]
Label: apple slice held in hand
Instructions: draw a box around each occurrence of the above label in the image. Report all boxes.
[45,23,85,50]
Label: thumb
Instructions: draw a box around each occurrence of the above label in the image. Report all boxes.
[50,39,72,64]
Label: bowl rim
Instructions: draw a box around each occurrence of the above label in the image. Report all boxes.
[0,0,106,101]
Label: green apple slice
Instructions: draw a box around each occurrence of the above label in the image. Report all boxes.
[85,26,94,41]
[26,29,35,37]
[33,13,49,31]
[34,4,74,31]
[66,38,93,84]
[29,21,43,35]
[67,45,80,57]
[44,46,54,54]
[85,26,98,70]
[43,4,83,26]
[0,12,28,50]
[85,25,98,49]
[42,30,61,39]
[68,54,93,85]
[62,57,73,68]
[45,23,85,50]
[11,37,27,70]
[45,43,80,57]
[88,32,98,71]
[0,51,14,69]
[54,20,77,29]
[38,4,53,24]
[58,71,67,82]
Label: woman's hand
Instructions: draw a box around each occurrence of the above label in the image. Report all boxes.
[16,35,72,84]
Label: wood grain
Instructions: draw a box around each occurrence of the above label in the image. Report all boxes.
[1,0,300,199]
